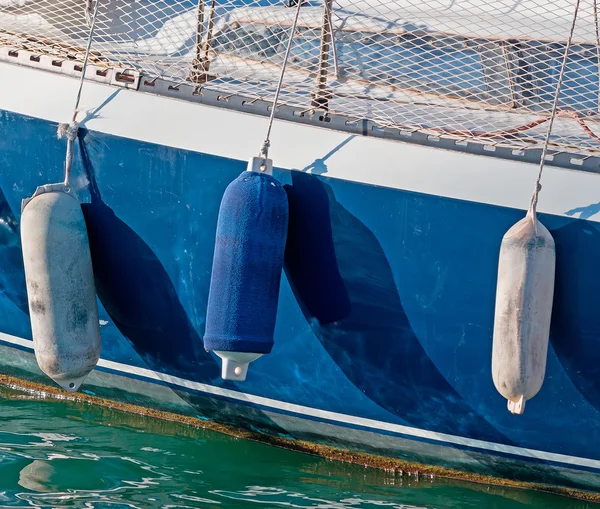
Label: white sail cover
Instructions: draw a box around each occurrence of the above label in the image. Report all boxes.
[1,0,600,156]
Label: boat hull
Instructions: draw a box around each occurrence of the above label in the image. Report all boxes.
[1,61,600,493]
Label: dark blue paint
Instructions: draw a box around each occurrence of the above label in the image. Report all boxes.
[550,219,600,414]
[1,109,600,481]
[284,172,510,443]
[284,171,351,324]
[205,171,288,354]
[77,132,225,381]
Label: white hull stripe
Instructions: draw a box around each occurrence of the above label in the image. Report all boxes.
[0,331,598,470]
[2,62,600,222]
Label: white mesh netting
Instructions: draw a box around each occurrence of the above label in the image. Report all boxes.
[1,0,600,156]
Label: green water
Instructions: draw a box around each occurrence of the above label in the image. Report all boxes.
[0,386,594,509]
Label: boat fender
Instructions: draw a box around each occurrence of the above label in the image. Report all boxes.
[204,157,288,381]
[492,214,555,414]
[21,183,101,392]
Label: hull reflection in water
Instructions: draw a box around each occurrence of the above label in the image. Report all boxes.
[0,385,589,509]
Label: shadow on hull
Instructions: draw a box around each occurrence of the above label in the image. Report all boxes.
[284,170,509,442]
[0,188,27,315]
[78,135,216,380]
[550,217,600,413]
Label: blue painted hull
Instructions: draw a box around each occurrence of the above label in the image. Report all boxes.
[1,108,600,491]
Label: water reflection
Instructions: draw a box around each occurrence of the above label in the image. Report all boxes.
[0,385,592,509]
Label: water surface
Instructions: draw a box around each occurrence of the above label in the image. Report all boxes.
[0,385,594,508]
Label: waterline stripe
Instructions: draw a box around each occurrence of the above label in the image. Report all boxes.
[1,331,598,470]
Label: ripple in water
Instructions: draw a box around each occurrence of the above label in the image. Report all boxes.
[0,385,593,508]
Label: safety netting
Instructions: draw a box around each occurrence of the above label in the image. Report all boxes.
[1,0,600,156]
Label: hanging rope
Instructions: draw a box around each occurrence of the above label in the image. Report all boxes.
[527,0,580,219]
[57,0,101,187]
[259,0,304,159]
[84,0,94,27]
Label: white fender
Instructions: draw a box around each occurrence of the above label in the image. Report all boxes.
[21,183,101,392]
[492,214,555,414]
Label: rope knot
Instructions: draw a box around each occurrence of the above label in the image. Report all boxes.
[260,139,270,158]
[57,121,80,142]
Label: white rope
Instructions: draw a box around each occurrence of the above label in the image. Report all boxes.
[528,0,580,219]
[57,0,100,187]
[259,0,304,159]
[84,0,94,27]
